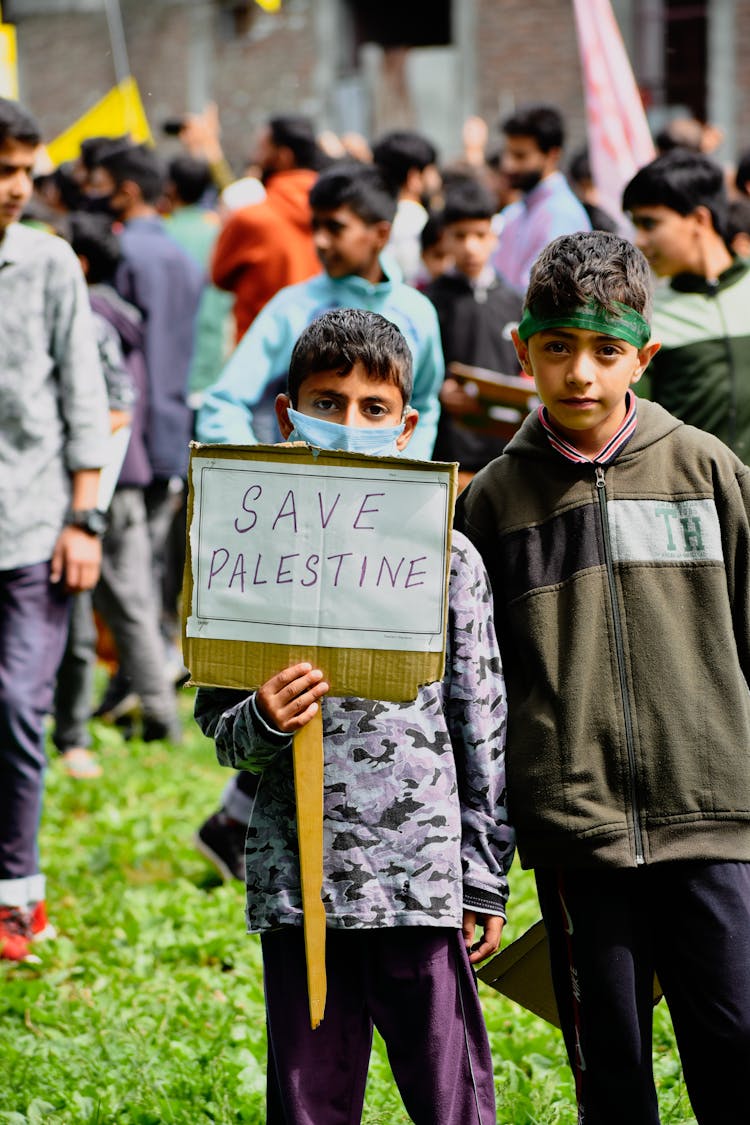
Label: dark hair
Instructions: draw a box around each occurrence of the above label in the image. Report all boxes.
[372,130,438,193]
[727,198,750,245]
[167,155,213,205]
[736,150,750,196]
[309,162,397,224]
[420,210,446,253]
[568,147,592,186]
[654,117,704,155]
[67,211,121,284]
[34,162,85,211]
[269,114,320,170]
[79,134,130,171]
[96,143,165,205]
[287,308,413,407]
[525,230,653,323]
[502,104,564,153]
[442,177,496,225]
[622,150,728,240]
[0,97,41,147]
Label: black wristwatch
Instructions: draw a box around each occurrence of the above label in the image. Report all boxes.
[65,508,108,536]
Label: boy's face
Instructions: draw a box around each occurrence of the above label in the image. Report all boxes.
[513,326,660,456]
[275,360,418,452]
[311,205,390,283]
[421,231,453,280]
[0,138,38,232]
[628,204,707,277]
[446,218,496,280]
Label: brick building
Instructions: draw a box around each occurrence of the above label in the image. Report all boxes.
[4,0,749,170]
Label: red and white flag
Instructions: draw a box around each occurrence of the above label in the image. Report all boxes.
[573,0,655,225]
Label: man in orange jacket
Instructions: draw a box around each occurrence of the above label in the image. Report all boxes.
[212,115,322,341]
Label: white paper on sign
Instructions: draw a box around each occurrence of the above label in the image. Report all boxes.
[187,456,451,652]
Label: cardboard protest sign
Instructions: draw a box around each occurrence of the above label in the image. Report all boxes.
[478,919,663,1027]
[182,442,458,1027]
[183,443,457,699]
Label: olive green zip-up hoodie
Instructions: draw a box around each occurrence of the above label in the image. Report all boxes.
[456,399,750,871]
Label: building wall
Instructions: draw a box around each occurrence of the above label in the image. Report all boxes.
[737,0,750,158]
[475,0,589,156]
[10,0,750,172]
[14,0,319,166]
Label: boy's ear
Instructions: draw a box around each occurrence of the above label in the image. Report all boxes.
[275,393,294,439]
[396,407,419,452]
[632,340,661,384]
[692,204,716,232]
[372,220,392,252]
[511,327,532,374]
[121,179,142,206]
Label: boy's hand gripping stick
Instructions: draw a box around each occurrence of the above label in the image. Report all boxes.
[292,707,327,1028]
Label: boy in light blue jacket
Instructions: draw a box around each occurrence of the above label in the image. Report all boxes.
[197,163,444,461]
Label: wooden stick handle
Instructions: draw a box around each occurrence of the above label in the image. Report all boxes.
[293,707,327,1028]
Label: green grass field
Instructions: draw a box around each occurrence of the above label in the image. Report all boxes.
[0,689,697,1124]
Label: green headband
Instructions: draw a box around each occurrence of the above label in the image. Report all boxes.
[517,300,651,349]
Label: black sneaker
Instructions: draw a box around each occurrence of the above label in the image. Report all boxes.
[141,716,182,744]
[92,672,139,723]
[194,811,246,882]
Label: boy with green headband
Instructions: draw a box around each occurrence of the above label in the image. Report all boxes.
[456,230,750,1125]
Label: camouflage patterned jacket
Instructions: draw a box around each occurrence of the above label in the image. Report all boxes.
[194,530,514,933]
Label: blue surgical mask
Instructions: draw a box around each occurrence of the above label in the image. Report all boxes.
[286,407,406,456]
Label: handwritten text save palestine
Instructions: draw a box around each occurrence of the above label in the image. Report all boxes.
[205,484,430,593]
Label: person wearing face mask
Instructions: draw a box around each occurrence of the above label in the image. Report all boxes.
[491,104,591,294]
[194,308,513,1125]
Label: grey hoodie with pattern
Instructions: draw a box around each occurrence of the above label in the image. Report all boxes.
[194,530,514,932]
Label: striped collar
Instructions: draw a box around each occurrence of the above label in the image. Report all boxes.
[538,392,638,465]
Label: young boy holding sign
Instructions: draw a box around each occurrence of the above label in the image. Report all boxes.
[195,308,513,1125]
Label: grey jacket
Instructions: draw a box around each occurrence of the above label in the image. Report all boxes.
[194,531,514,932]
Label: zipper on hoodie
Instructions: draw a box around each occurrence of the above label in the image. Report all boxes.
[594,465,645,865]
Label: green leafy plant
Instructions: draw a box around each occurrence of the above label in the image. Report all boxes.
[0,690,696,1124]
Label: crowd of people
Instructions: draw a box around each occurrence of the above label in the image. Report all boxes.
[2,86,750,1124]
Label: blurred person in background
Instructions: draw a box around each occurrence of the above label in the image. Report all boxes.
[623,150,750,462]
[163,154,234,405]
[0,98,109,960]
[88,142,204,701]
[492,103,590,293]
[372,129,440,284]
[52,212,180,774]
[426,177,522,482]
[567,148,621,233]
[211,114,322,342]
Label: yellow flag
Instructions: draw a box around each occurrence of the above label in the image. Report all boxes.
[46,76,152,167]
[255,0,281,11]
[0,20,18,100]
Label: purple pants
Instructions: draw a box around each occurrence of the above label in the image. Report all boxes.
[536,861,750,1125]
[261,925,496,1125]
[0,562,70,879]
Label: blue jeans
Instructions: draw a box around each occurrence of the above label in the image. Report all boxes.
[0,561,70,880]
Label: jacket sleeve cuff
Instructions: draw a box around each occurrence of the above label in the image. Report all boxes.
[463,885,507,918]
[249,694,292,747]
